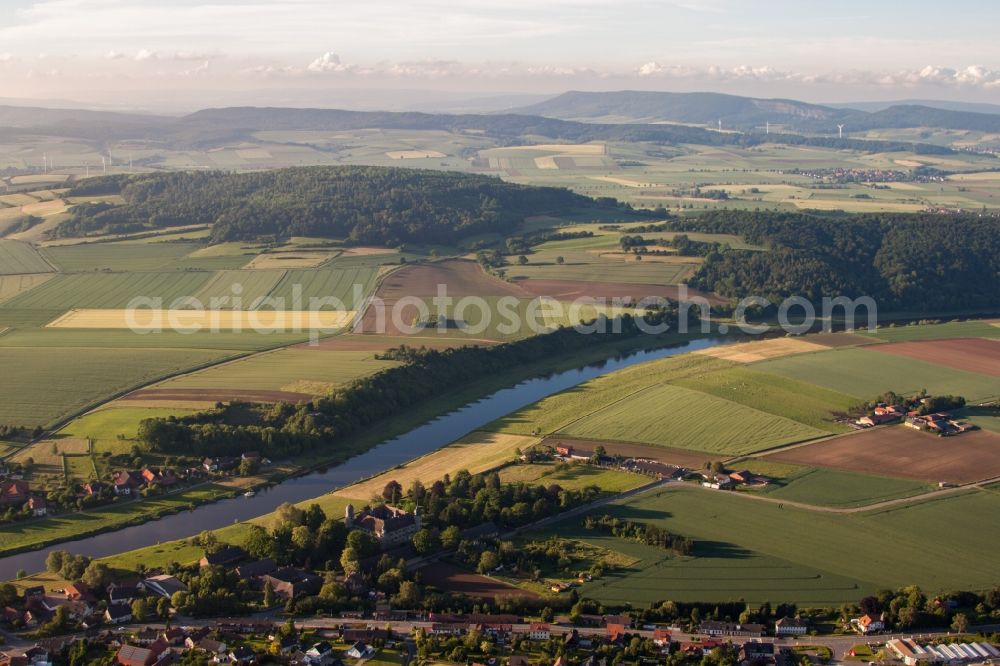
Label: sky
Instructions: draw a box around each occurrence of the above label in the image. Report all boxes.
[2,0,1000,111]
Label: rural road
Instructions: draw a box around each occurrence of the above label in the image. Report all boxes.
[692,475,1000,515]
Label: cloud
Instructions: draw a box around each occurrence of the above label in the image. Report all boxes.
[306,52,358,74]
[104,50,125,60]
[0,53,13,63]
[134,48,157,61]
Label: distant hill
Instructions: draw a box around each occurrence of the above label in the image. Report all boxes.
[516,90,850,127]
[830,99,1000,116]
[513,90,1000,134]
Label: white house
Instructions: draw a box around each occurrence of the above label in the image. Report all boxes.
[775,616,809,636]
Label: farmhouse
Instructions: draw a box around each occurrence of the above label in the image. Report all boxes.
[345,504,421,546]
[0,480,30,505]
[905,413,974,436]
[853,613,886,634]
[702,474,736,490]
[528,623,551,640]
[111,470,144,496]
[261,567,322,600]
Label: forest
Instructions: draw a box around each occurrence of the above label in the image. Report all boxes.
[59,166,620,242]
[674,210,1000,311]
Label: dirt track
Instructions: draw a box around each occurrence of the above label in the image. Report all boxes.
[124,387,313,404]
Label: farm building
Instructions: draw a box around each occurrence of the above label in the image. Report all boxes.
[698,621,765,637]
[887,638,1000,665]
[0,480,30,505]
[345,503,421,546]
[853,613,886,634]
[775,616,809,636]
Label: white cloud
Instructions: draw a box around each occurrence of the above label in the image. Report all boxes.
[306,52,357,74]
[104,50,125,60]
[134,48,157,61]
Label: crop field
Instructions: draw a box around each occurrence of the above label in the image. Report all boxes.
[159,348,400,395]
[0,347,233,428]
[268,266,379,309]
[558,383,827,456]
[242,250,339,269]
[695,336,829,363]
[754,347,1000,402]
[550,484,1000,604]
[870,320,1000,342]
[336,431,539,501]
[673,366,858,432]
[766,426,1000,484]
[491,353,731,436]
[746,466,934,508]
[514,278,726,305]
[190,269,287,308]
[0,240,54,274]
[1,271,213,311]
[868,338,1000,377]
[498,462,648,493]
[0,273,53,303]
[57,406,200,445]
[41,241,203,272]
[45,308,356,331]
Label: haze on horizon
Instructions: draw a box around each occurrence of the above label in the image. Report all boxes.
[2,0,1000,113]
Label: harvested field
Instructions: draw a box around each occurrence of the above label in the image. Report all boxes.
[341,247,400,256]
[514,278,727,305]
[360,259,528,335]
[806,332,881,348]
[46,308,356,331]
[489,143,605,155]
[420,561,540,599]
[868,338,1000,377]
[767,426,1000,484]
[695,337,829,363]
[336,431,539,501]
[242,251,338,269]
[542,437,715,469]
[122,387,313,404]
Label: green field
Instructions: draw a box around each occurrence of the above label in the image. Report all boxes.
[161,348,399,392]
[557,383,826,456]
[870,321,1000,342]
[0,271,214,311]
[490,353,731,436]
[0,483,238,556]
[0,240,54,274]
[674,366,857,433]
[0,347,234,428]
[267,266,379,309]
[548,484,1000,605]
[190,269,286,309]
[57,406,200,444]
[41,241,203,272]
[498,462,648,493]
[754,347,1000,402]
[744,465,934,508]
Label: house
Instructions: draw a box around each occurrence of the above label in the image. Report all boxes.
[26,496,48,517]
[108,582,141,606]
[345,504,421,546]
[203,457,239,473]
[228,646,255,665]
[200,545,246,568]
[702,474,736,490]
[141,574,188,599]
[604,614,633,628]
[111,470,145,496]
[0,481,30,506]
[653,628,672,646]
[555,445,573,457]
[345,642,374,660]
[104,605,133,624]
[305,642,332,661]
[161,627,186,646]
[854,614,885,634]
[261,568,322,600]
[276,637,300,655]
[236,558,277,580]
[63,582,95,603]
[740,641,775,664]
[141,468,178,487]
[774,617,809,636]
[134,628,160,646]
[528,623,550,640]
[698,621,765,638]
[241,452,261,463]
[116,643,168,666]
[83,482,104,496]
[194,639,227,655]
[606,623,626,642]
[22,586,44,603]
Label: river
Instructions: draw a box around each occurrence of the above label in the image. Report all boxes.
[0,336,722,579]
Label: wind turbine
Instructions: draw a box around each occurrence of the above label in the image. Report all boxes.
[42,153,47,173]
[101,156,107,174]
[717,119,722,132]
[765,121,770,135]
[837,124,845,139]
